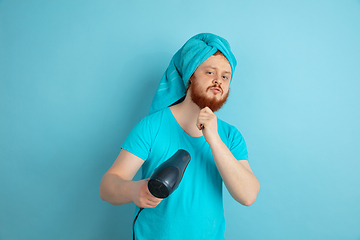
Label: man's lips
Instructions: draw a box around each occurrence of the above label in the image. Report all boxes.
[207,86,222,94]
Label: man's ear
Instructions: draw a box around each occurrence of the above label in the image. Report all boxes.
[185,79,191,94]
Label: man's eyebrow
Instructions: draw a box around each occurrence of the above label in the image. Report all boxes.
[205,66,231,74]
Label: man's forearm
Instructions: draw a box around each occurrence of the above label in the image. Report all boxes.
[99,173,135,205]
[209,137,260,206]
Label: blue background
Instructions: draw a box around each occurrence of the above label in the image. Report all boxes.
[1,1,360,239]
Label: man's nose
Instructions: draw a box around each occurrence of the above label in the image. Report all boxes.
[213,74,222,85]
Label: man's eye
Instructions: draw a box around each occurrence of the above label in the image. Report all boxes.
[207,72,213,75]
[222,76,228,80]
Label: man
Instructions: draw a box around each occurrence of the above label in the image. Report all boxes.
[99,33,260,239]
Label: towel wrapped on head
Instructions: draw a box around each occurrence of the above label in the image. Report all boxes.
[149,33,237,115]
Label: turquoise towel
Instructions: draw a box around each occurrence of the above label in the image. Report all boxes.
[149,33,237,115]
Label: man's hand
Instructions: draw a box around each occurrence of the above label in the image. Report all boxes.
[131,179,162,208]
[196,107,221,144]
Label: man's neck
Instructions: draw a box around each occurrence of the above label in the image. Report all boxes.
[170,95,203,137]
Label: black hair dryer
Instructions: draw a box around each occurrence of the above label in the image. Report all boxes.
[148,149,191,199]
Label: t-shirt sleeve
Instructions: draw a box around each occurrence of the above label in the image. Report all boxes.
[228,127,249,161]
[121,117,152,161]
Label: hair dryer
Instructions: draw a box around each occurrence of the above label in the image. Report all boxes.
[148,149,191,198]
[133,149,191,240]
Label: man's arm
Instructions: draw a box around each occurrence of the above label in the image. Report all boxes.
[99,149,162,208]
[197,107,260,206]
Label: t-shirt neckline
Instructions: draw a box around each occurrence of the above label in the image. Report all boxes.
[167,107,205,140]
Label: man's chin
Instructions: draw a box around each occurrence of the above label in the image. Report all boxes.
[192,95,228,112]
[189,81,229,112]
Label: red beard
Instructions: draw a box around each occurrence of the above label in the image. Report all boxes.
[189,80,229,112]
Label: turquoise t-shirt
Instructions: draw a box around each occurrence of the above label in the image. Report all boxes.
[122,107,248,240]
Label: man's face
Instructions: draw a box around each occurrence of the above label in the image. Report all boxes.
[188,54,231,112]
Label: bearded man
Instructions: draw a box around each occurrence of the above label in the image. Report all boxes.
[99,33,260,240]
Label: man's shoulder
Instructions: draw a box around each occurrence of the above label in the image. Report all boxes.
[126,108,170,142]
[217,118,247,153]
[217,117,239,132]
[217,117,246,142]
[143,107,169,122]
[136,108,170,131]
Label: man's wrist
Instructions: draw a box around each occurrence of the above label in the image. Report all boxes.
[206,133,223,148]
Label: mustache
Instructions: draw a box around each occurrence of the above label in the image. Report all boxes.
[206,84,223,93]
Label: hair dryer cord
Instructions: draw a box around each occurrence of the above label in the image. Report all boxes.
[132,207,144,240]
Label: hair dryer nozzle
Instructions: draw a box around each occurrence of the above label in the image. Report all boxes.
[148,149,191,198]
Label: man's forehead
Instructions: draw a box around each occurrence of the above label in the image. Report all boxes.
[198,55,232,72]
